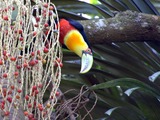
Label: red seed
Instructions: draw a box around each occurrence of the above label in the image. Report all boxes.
[7,90,12,95]
[29,60,36,66]
[23,63,28,68]
[44,23,49,27]
[45,30,49,35]
[10,85,14,90]
[4,111,10,116]
[38,84,43,88]
[34,23,39,27]
[28,113,33,119]
[2,88,7,93]
[14,71,19,76]
[16,65,21,69]
[18,29,23,34]
[19,37,24,41]
[36,17,40,22]
[28,103,32,108]
[0,60,3,65]
[32,86,37,91]
[49,6,54,10]
[39,106,43,111]
[49,11,52,16]
[60,63,63,67]
[24,111,28,116]
[37,50,40,55]
[7,97,12,103]
[3,16,8,21]
[56,91,60,96]
[43,47,49,53]
[43,3,48,8]
[3,73,8,78]
[33,31,37,36]
[12,6,15,10]
[0,103,5,110]
[16,95,20,99]
[35,90,39,95]
[3,50,7,56]
[25,95,29,101]
[10,57,16,61]
[17,89,22,93]
[56,58,61,63]
[31,52,35,56]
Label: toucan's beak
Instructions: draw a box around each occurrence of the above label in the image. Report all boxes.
[80,50,93,74]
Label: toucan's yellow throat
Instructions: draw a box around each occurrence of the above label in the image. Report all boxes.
[64,30,88,57]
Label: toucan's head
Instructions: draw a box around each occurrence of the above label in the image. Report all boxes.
[59,19,93,73]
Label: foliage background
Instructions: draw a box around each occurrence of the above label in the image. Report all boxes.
[52,0,160,120]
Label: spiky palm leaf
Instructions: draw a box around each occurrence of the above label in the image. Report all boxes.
[52,0,160,119]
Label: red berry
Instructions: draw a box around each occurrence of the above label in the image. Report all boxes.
[3,16,8,21]
[0,60,3,65]
[49,11,52,16]
[3,50,7,56]
[23,63,28,68]
[19,29,23,34]
[3,73,8,78]
[17,89,22,93]
[4,111,10,116]
[16,65,21,69]
[32,86,37,91]
[43,47,49,53]
[14,71,19,76]
[7,97,12,103]
[28,103,32,108]
[43,3,48,8]
[60,62,63,67]
[56,91,60,96]
[10,85,14,90]
[29,60,36,66]
[0,103,5,110]
[35,90,39,95]
[56,58,61,63]
[16,95,20,99]
[38,84,43,88]
[31,52,35,56]
[34,23,39,27]
[44,23,49,27]
[49,6,54,10]
[25,95,29,101]
[10,57,16,61]
[12,6,15,10]
[36,17,40,22]
[19,37,24,41]
[8,90,12,95]
[28,113,33,119]
[33,31,37,36]
[39,106,43,111]
[24,111,28,116]
[37,50,40,55]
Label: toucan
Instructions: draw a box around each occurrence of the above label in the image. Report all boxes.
[59,19,93,73]
[31,8,93,73]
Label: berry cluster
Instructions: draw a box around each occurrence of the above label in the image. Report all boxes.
[0,0,61,119]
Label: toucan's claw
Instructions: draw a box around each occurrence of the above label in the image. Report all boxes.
[80,53,93,74]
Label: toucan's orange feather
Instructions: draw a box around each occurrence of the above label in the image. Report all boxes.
[64,30,88,57]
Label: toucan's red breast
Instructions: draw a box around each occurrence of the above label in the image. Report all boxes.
[59,19,76,44]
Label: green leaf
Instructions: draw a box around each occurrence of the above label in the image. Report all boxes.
[90,78,160,96]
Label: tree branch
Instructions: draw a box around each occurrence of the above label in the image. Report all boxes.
[80,10,160,44]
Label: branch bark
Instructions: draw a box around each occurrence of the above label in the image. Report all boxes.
[80,10,160,44]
